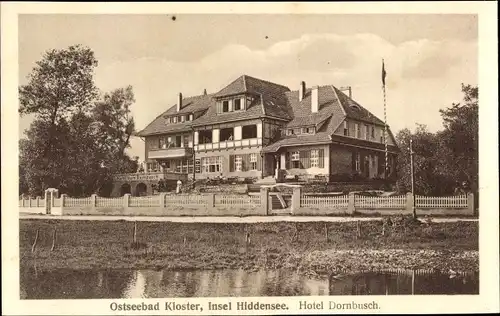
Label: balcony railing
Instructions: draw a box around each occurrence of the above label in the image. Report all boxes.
[195,138,262,151]
[113,172,187,182]
[148,147,194,159]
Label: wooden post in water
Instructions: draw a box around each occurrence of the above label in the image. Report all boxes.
[133,221,137,244]
[324,223,329,242]
[411,270,415,295]
[31,229,39,253]
[51,228,57,251]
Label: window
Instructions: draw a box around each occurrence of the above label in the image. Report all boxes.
[186,114,191,121]
[294,128,301,135]
[159,137,167,149]
[181,116,185,123]
[291,151,300,169]
[307,127,315,134]
[343,121,349,136]
[380,135,383,143]
[310,149,319,167]
[364,124,369,140]
[202,156,222,173]
[355,153,361,171]
[220,127,234,141]
[173,116,178,123]
[242,125,257,139]
[301,127,308,134]
[175,159,193,174]
[235,155,242,171]
[355,123,360,138]
[286,129,294,136]
[222,100,229,112]
[234,99,241,111]
[199,130,213,144]
[147,162,160,173]
[250,153,258,170]
[371,126,375,139]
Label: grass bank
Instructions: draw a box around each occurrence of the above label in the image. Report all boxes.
[20,218,478,275]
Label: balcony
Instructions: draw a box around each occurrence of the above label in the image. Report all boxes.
[195,138,262,151]
[148,147,194,159]
[113,172,187,182]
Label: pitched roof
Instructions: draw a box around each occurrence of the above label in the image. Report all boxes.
[334,87,385,126]
[136,94,214,136]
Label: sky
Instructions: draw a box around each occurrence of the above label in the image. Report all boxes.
[18,14,478,161]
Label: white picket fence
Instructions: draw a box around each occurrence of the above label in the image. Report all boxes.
[415,195,468,208]
[164,194,207,206]
[96,197,122,208]
[129,196,161,207]
[355,195,407,209]
[215,194,261,207]
[65,196,93,207]
[301,194,349,208]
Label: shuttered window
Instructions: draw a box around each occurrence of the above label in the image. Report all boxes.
[288,149,325,169]
[229,154,261,172]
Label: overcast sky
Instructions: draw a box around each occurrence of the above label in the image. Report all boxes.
[18,14,478,161]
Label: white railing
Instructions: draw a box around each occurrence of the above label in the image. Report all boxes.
[301,194,349,208]
[415,195,468,208]
[96,197,122,208]
[65,197,93,207]
[215,194,261,207]
[129,196,161,207]
[164,194,207,206]
[355,195,406,209]
[195,138,262,151]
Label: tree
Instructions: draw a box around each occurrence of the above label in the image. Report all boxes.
[438,84,478,193]
[18,45,137,197]
[395,84,478,196]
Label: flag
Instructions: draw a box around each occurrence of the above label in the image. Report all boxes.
[382,59,387,86]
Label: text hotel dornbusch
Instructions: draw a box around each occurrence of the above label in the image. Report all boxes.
[109,299,380,313]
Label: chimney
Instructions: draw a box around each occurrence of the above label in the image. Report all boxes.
[311,86,319,113]
[299,81,306,102]
[340,86,352,99]
[176,93,183,112]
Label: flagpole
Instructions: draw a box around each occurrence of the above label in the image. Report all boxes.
[382,59,388,180]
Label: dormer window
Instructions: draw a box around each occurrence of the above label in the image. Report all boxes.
[343,121,349,136]
[286,129,294,136]
[222,100,229,112]
[181,116,186,123]
[173,116,178,123]
[186,115,191,122]
[234,99,241,111]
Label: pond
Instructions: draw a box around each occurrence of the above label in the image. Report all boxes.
[20,268,478,299]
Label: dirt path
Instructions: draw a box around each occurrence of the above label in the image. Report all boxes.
[19,213,477,223]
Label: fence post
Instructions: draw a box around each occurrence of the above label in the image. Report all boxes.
[21,194,26,207]
[29,196,32,208]
[406,192,414,214]
[467,193,474,216]
[205,193,215,209]
[60,194,67,208]
[348,192,355,214]
[36,196,40,207]
[159,193,166,208]
[260,187,269,215]
[123,193,131,208]
[291,186,302,214]
[91,194,97,209]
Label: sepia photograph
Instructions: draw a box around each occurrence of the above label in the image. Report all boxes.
[2,2,499,315]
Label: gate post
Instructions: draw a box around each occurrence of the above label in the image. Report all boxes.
[44,189,52,214]
[291,186,302,214]
[348,192,356,214]
[260,187,269,215]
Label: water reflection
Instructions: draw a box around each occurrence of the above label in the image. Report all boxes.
[20,268,478,299]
